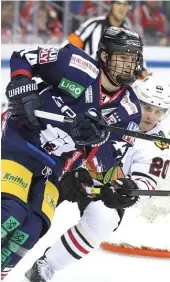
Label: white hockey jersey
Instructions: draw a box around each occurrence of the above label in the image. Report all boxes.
[122,113,170,191]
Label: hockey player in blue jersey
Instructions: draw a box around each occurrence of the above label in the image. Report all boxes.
[1,27,143,280]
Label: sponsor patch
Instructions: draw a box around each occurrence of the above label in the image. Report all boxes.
[1,160,32,203]
[69,54,99,78]
[122,121,139,145]
[101,108,117,116]
[39,48,58,64]
[103,114,117,125]
[63,150,84,172]
[85,86,93,103]
[2,216,20,234]
[58,78,85,98]
[121,91,138,115]
[42,181,59,222]
[102,108,121,125]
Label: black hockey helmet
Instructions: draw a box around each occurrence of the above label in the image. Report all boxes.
[97,27,143,87]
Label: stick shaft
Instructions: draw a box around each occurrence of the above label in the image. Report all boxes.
[103,125,170,144]
[34,110,170,144]
[121,189,170,197]
[34,110,73,123]
[92,187,170,197]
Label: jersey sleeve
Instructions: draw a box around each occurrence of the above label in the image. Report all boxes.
[10,46,63,84]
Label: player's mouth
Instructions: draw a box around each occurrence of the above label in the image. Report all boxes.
[123,71,131,75]
[143,121,154,126]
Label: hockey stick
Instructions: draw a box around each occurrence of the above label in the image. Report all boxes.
[88,187,170,197]
[118,188,170,197]
[34,110,170,144]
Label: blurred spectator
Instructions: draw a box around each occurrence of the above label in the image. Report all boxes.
[131,1,167,45]
[79,1,101,18]
[47,4,63,41]
[22,6,52,43]
[1,0,169,46]
[1,1,22,43]
[164,0,170,23]
[20,1,63,43]
[161,1,170,46]
[1,2,13,29]
[1,1,14,42]
[63,0,150,78]
[64,0,132,58]
[1,1,63,43]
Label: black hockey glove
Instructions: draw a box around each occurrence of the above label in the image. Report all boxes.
[101,178,139,209]
[6,76,42,129]
[71,109,110,146]
[59,168,94,202]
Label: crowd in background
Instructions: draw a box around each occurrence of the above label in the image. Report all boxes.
[1,1,170,45]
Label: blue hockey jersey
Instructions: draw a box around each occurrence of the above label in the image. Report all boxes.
[3,44,141,179]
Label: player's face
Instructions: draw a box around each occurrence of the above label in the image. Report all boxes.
[108,52,137,79]
[140,102,166,132]
[111,1,129,22]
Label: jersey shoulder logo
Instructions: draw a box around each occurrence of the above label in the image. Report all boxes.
[39,48,59,64]
[154,131,169,150]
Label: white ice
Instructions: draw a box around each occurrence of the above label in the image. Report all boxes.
[4,201,169,282]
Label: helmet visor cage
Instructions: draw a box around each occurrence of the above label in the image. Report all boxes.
[106,51,141,86]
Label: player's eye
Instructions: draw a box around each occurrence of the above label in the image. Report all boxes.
[120,55,126,60]
[156,110,164,116]
[143,105,151,111]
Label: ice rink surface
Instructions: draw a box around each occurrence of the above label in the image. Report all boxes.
[4,201,169,282]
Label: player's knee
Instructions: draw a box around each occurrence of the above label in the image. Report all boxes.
[79,200,120,244]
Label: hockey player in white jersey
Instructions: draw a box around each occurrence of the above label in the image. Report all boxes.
[123,76,170,191]
[22,77,170,282]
